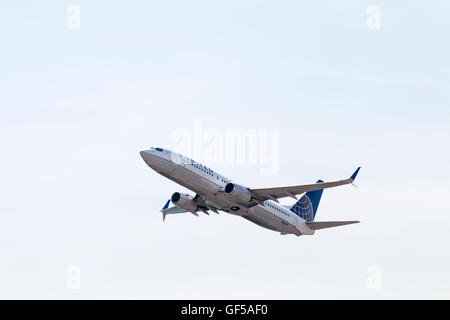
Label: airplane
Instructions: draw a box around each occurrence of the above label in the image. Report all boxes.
[140,147,360,236]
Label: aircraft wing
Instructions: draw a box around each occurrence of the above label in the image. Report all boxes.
[249,167,360,202]
[159,194,221,221]
[161,205,187,214]
[160,199,188,221]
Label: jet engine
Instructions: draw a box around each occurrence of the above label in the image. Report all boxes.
[171,192,197,213]
[224,183,252,203]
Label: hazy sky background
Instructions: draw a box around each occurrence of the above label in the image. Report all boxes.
[1,1,449,299]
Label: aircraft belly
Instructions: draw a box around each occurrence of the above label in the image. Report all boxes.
[171,166,208,193]
[156,160,296,224]
[152,157,176,174]
[245,206,299,235]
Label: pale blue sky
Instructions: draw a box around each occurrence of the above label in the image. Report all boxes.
[1,1,449,298]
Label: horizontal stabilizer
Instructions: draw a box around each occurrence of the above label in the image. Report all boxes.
[307,221,359,230]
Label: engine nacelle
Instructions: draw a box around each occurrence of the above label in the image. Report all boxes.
[224,183,252,203]
[171,192,197,213]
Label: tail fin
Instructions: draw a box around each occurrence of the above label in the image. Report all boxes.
[289,180,324,222]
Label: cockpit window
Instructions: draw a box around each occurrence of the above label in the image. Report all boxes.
[155,147,163,152]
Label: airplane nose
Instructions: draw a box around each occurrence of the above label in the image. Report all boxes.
[140,149,175,174]
[140,150,154,164]
[139,150,148,159]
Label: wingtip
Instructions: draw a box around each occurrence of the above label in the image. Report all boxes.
[161,199,170,211]
[350,167,361,181]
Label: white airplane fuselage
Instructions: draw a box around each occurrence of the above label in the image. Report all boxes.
[140,148,314,236]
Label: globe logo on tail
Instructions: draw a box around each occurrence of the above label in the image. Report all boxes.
[291,194,314,222]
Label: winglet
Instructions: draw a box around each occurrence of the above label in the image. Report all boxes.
[161,199,170,221]
[161,199,170,211]
[350,167,361,181]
